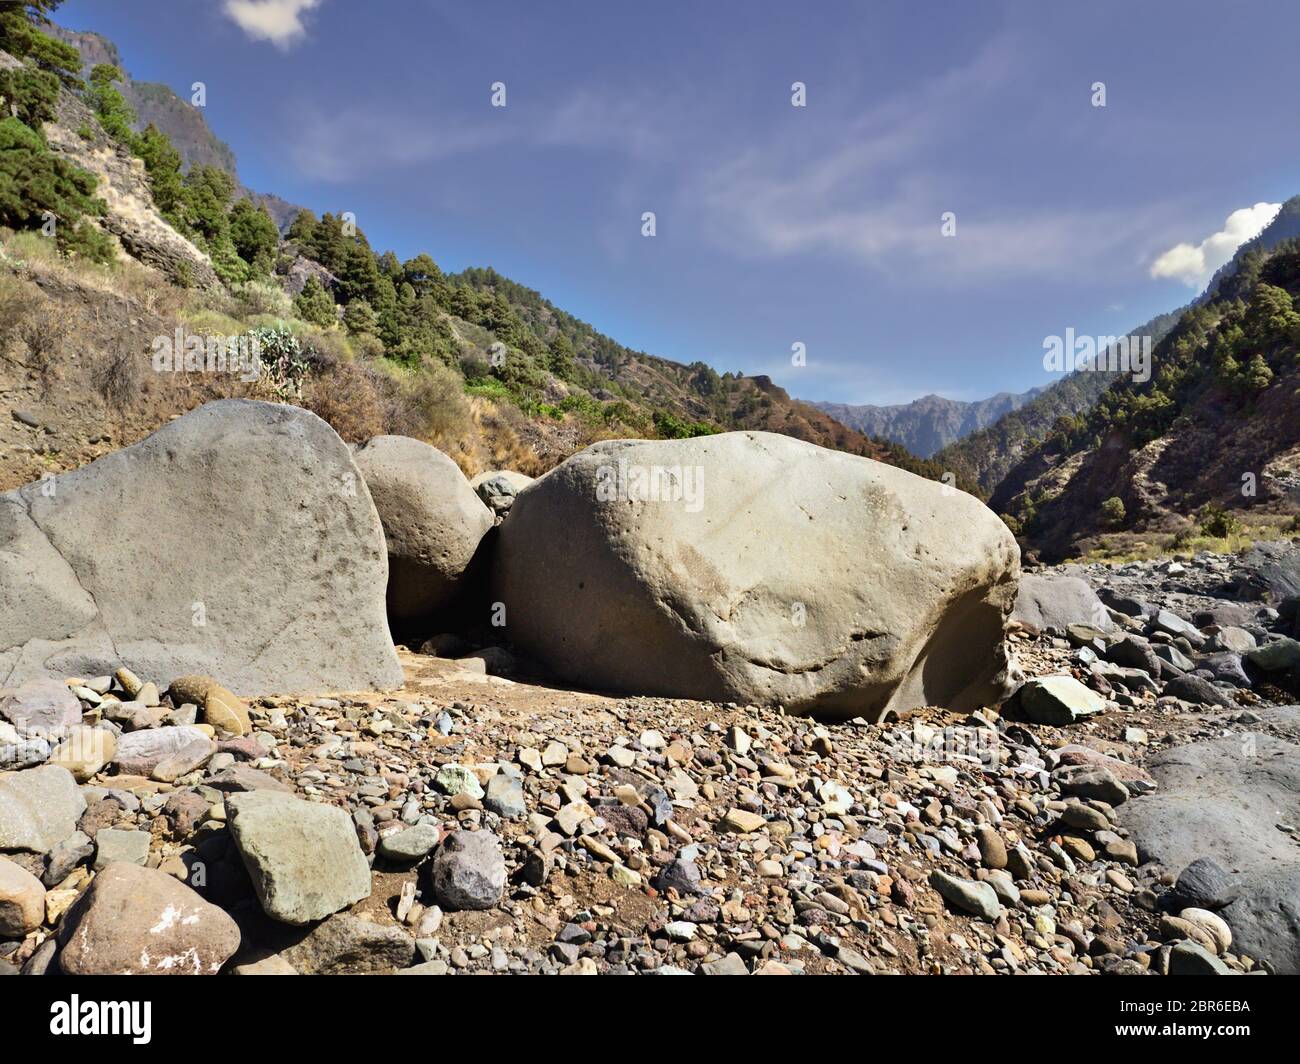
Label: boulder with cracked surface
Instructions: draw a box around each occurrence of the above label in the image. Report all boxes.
[0,400,401,695]
[492,431,1020,720]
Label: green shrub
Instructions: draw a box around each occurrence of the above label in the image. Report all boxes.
[1100,496,1126,528]
[0,65,59,126]
[653,409,717,439]
[234,279,291,319]
[0,117,112,263]
[293,275,336,327]
[1199,503,1243,538]
[246,323,309,400]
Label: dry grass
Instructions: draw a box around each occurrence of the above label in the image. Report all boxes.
[18,301,70,394]
[1,230,599,483]
[90,344,142,421]
[0,273,42,360]
[0,229,189,319]
[1076,517,1298,564]
[0,276,70,394]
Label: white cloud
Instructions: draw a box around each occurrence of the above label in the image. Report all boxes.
[1150,202,1281,287]
[223,0,322,49]
[287,105,508,181]
[287,90,673,182]
[680,33,1182,283]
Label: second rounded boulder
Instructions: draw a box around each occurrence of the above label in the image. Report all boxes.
[354,436,493,628]
[492,431,1020,720]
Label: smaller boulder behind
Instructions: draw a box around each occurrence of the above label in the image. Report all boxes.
[354,436,494,630]
[1011,573,1113,634]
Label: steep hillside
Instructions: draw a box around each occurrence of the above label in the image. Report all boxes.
[447,266,955,479]
[992,242,1300,560]
[940,197,1300,501]
[933,310,1180,497]
[2,11,949,493]
[814,388,1042,458]
[1200,197,1300,303]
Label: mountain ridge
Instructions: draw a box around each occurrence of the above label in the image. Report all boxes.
[47,24,303,230]
[812,387,1044,458]
[990,197,1300,559]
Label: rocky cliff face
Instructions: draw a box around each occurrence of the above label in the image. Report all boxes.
[47,25,303,232]
[38,77,219,288]
[47,26,238,175]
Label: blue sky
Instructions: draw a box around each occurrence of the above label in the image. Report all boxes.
[57,0,1300,404]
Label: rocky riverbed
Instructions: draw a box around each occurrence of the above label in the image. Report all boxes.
[2,402,1299,976]
[2,535,1299,976]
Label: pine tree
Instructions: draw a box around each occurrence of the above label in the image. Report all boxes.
[286,208,318,245]
[132,123,186,227]
[86,63,134,141]
[0,65,59,126]
[343,298,377,336]
[228,198,279,273]
[293,275,336,327]
[1242,353,1274,391]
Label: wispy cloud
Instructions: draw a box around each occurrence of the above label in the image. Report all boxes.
[223,0,323,50]
[276,24,1242,292]
[288,105,507,182]
[1149,202,1281,287]
[287,88,674,182]
[676,32,1183,282]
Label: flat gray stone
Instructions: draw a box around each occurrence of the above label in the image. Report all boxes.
[700,952,749,975]
[1123,734,1300,873]
[93,828,151,869]
[1018,675,1105,725]
[484,772,526,820]
[0,765,85,854]
[1011,573,1113,633]
[113,726,211,776]
[377,824,439,863]
[929,869,1001,921]
[1219,863,1300,975]
[226,791,371,925]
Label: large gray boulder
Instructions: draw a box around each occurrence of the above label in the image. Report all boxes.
[492,432,1020,720]
[1229,542,1300,603]
[1011,573,1113,633]
[1219,864,1300,974]
[353,436,494,627]
[0,400,401,694]
[1122,733,1300,973]
[1123,734,1300,873]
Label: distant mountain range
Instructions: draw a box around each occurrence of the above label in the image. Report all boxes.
[814,203,1300,494]
[812,389,1044,458]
